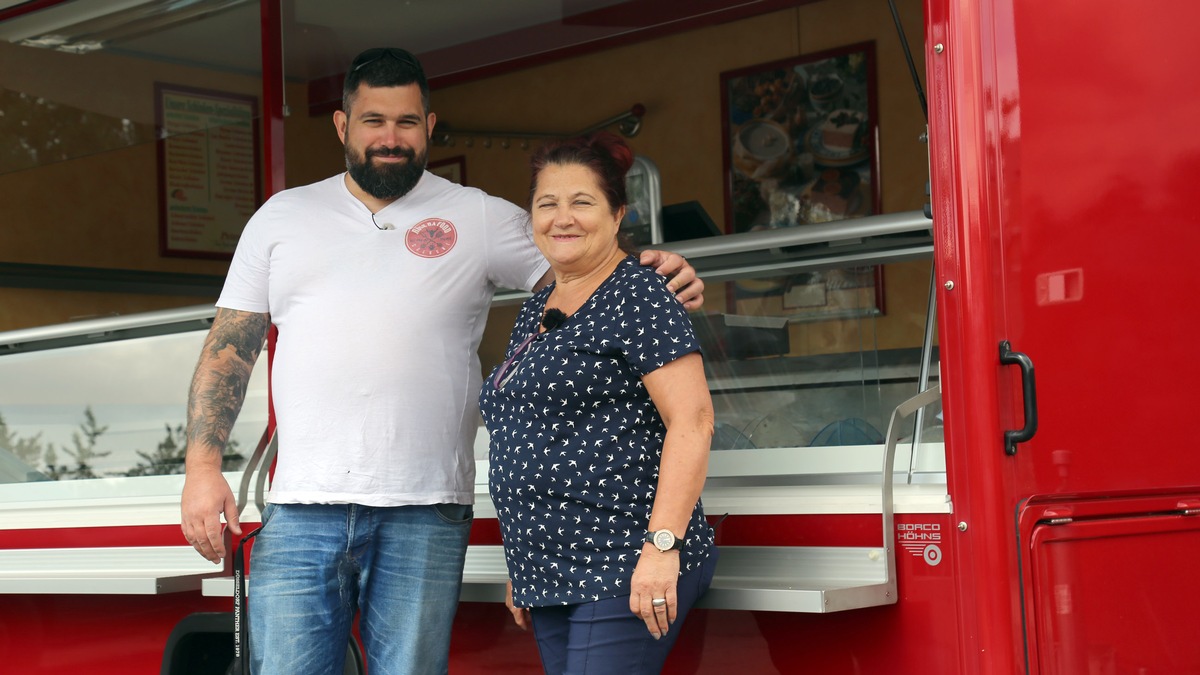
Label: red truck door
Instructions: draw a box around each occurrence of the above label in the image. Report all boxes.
[929,0,1200,672]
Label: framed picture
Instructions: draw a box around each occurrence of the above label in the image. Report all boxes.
[720,42,878,235]
[155,83,261,259]
[429,155,466,185]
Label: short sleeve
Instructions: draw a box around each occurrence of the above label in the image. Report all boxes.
[216,204,272,313]
[613,266,701,376]
[485,198,549,293]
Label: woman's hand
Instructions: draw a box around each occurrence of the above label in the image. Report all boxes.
[639,250,705,311]
[629,546,681,639]
[506,579,531,630]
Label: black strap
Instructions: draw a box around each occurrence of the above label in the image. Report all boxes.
[231,526,263,675]
[711,512,731,532]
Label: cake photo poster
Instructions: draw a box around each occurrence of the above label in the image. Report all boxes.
[721,41,878,234]
[719,42,883,322]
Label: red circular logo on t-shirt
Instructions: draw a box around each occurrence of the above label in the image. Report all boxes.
[405,218,457,258]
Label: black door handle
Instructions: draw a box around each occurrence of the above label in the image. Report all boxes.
[999,341,1038,455]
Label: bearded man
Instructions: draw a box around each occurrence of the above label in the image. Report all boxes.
[179,48,704,675]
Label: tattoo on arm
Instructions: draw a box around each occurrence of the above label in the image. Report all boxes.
[186,309,270,461]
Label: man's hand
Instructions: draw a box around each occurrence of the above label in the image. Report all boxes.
[180,467,241,563]
[640,250,705,311]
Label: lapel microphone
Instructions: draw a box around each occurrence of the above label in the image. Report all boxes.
[370,213,395,230]
[542,308,567,331]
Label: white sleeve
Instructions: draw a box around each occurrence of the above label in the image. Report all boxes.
[215,206,271,313]
[485,197,549,292]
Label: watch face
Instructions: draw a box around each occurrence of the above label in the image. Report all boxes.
[653,530,675,551]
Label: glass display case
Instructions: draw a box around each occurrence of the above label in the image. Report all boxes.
[482,208,943,487]
[1,209,944,611]
[670,209,944,495]
[0,208,941,493]
[0,308,269,485]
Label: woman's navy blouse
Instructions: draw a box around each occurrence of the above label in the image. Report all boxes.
[480,256,715,608]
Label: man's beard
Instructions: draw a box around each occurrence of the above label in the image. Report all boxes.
[345,143,428,200]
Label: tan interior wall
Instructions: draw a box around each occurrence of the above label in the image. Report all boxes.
[2,0,929,352]
[282,81,345,189]
[0,42,259,269]
[0,35,265,330]
[425,0,925,214]
[422,0,930,369]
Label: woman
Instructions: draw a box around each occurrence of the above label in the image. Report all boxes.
[479,133,717,674]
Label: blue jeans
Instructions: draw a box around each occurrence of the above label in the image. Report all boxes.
[248,502,472,675]
[529,547,718,675]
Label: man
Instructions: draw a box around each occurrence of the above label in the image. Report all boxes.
[180,48,703,675]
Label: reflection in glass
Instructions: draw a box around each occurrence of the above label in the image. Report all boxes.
[0,88,153,174]
[0,330,268,484]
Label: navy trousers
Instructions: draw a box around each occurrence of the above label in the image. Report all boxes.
[529,548,718,674]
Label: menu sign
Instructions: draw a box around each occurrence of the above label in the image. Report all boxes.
[155,84,260,258]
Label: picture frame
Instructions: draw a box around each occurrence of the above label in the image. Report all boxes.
[720,42,879,235]
[155,83,261,259]
[428,155,466,185]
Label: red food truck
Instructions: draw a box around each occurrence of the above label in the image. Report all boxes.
[1,0,1198,673]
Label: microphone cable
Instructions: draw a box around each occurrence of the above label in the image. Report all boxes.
[370,213,395,230]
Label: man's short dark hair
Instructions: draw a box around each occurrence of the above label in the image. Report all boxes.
[343,48,430,114]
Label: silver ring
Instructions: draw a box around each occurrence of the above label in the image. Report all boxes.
[651,598,667,607]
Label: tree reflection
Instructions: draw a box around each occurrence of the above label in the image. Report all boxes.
[0,408,244,482]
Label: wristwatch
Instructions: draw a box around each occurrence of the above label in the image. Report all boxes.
[645,529,684,552]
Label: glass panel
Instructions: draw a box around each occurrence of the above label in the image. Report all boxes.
[696,260,940,479]
[479,213,943,484]
[0,313,269,484]
[0,0,263,329]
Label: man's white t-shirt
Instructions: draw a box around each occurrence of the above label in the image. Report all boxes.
[217,171,548,506]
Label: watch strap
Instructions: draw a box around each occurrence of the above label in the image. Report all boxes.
[645,529,684,551]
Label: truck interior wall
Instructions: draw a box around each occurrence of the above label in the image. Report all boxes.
[1,0,930,358]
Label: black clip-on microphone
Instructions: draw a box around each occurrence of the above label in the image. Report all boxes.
[542,308,567,331]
